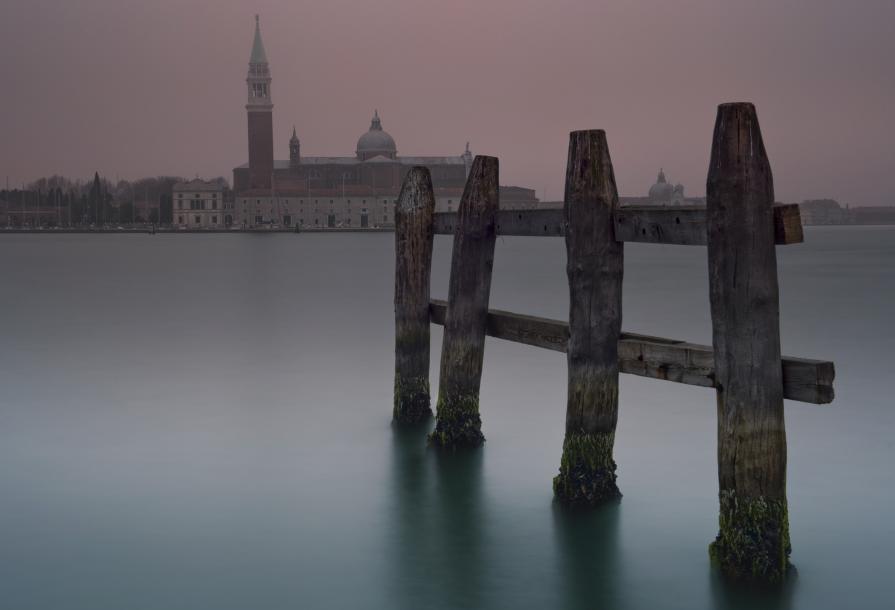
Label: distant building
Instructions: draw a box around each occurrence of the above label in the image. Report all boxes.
[798,199,847,225]
[173,179,230,228]
[233,16,536,229]
[849,206,895,225]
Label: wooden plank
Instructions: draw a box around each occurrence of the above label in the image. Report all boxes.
[613,204,803,245]
[434,205,803,244]
[430,155,499,448]
[433,208,565,236]
[707,102,789,581]
[428,300,834,405]
[393,167,435,424]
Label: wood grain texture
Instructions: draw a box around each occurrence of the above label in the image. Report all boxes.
[707,102,790,581]
[430,156,499,447]
[552,130,624,505]
[429,300,834,404]
[434,205,803,245]
[613,204,803,245]
[393,167,435,424]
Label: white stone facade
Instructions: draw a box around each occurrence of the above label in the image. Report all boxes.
[173,180,232,229]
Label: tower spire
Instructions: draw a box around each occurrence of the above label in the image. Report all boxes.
[250,14,268,65]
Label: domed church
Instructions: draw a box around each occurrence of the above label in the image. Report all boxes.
[226,16,536,230]
[648,169,686,205]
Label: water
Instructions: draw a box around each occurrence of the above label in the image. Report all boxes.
[0,227,892,609]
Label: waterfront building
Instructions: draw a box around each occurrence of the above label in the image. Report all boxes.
[233,16,536,229]
[172,179,230,228]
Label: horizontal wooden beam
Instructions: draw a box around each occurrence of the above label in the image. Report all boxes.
[432,204,803,245]
[429,300,833,404]
[614,203,803,245]
[434,209,565,237]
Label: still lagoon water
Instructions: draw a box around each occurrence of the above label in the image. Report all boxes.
[0,227,892,609]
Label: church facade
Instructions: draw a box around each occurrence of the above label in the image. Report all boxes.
[232,16,535,230]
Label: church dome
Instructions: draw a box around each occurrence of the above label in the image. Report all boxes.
[648,168,674,201]
[356,110,397,160]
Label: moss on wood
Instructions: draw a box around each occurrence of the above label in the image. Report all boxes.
[429,394,484,448]
[553,431,620,506]
[393,376,431,424]
[709,490,791,583]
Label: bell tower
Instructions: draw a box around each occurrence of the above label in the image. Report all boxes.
[246,15,274,190]
[289,126,301,167]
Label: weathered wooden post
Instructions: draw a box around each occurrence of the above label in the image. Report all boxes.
[553,130,624,505]
[706,103,790,582]
[394,167,436,424]
[430,156,499,448]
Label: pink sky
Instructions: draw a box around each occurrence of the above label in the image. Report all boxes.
[2,0,893,204]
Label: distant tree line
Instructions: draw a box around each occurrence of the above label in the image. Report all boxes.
[0,173,231,228]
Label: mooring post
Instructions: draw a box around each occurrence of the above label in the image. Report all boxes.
[430,155,499,448]
[394,167,436,424]
[706,103,790,582]
[553,130,624,505]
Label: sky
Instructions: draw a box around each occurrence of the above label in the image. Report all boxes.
[1,0,893,205]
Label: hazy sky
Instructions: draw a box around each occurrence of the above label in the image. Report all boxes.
[2,0,893,204]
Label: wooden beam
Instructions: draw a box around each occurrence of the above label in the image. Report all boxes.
[430,155,499,448]
[429,300,834,405]
[434,208,565,237]
[613,204,803,245]
[706,101,790,582]
[393,166,435,425]
[433,205,803,245]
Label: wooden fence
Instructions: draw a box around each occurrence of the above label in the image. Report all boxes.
[392,102,835,583]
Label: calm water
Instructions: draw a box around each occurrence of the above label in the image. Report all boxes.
[0,227,892,610]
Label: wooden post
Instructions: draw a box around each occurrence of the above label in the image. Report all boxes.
[706,103,790,582]
[393,167,436,424]
[430,156,499,448]
[553,130,624,505]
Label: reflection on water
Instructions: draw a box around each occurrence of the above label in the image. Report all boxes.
[709,568,798,610]
[389,424,486,609]
[552,501,621,610]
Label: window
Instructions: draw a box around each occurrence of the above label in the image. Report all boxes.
[178,215,183,224]
[212,193,217,199]
[212,201,217,210]
[383,215,388,222]
[178,193,183,199]
[194,216,200,224]
[255,215,263,224]
[212,216,218,224]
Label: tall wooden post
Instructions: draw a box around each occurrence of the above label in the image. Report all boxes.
[707,103,790,582]
[430,156,499,448]
[394,167,436,424]
[553,130,624,505]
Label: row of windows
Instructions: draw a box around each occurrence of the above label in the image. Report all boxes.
[177,215,233,225]
[241,198,401,205]
[177,192,218,198]
[177,200,220,210]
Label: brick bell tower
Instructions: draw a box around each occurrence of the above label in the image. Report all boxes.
[246,15,274,190]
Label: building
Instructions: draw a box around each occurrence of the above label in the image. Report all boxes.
[233,16,536,229]
[172,179,231,228]
[616,169,700,207]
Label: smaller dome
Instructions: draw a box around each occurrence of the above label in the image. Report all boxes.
[649,168,674,201]
[356,110,397,160]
